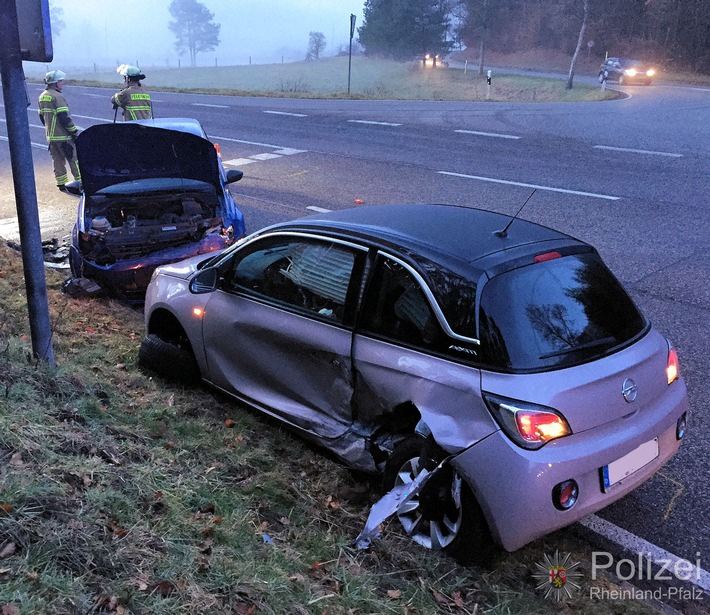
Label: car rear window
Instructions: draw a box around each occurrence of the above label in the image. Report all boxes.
[478,252,647,371]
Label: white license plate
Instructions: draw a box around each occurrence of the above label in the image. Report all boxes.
[602,438,659,491]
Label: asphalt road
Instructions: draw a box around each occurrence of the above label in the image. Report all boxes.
[1,79,709,577]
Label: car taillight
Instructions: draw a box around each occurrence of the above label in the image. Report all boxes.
[667,343,680,385]
[483,393,572,450]
[214,143,222,156]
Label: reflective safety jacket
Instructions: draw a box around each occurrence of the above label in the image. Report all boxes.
[38,85,78,142]
[111,84,152,120]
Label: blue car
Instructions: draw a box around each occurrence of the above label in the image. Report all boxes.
[67,118,246,301]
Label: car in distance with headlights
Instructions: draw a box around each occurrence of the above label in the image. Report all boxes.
[599,57,656,85]
[139,203,688,561]
[67,118,246,301]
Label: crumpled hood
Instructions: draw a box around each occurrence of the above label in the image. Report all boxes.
[75,123,221,198]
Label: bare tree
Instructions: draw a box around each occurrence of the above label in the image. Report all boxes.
[307,31,327,61]
[566,0,589,89]
[168,0,221,68]
[49,1,65,37]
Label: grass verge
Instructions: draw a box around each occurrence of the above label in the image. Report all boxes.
[0,241,668,614]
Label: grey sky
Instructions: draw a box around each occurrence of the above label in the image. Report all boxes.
[49,0,365,68]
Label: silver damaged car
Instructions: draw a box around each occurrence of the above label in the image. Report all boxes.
[140,203,688,562]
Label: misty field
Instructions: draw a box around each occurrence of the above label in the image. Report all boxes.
[27,55,617,102]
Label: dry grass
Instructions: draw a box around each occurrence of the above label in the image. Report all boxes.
[0,241,670,614]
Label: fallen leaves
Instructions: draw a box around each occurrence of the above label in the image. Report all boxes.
[0,542,16,559]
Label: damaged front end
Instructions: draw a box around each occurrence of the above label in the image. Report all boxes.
[68,121,245,301]
[70,181,234,300]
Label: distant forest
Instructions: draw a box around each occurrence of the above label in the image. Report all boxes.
[359,0,710,74]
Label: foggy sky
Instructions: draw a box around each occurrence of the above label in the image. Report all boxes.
[49,0,365,69]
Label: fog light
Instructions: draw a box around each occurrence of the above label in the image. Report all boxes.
[553,479,579,511]
[676,413,687,440]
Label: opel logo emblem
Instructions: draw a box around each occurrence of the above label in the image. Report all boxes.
[622,378,638,403]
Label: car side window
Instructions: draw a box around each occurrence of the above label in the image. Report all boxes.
[223,236,358,324]
[359,256,442,349]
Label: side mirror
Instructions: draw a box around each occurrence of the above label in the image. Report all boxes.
[64,180,82,196]
[189,268,218,294]
[226,169,243,184]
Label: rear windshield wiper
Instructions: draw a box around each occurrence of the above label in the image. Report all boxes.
[539,336,617,360]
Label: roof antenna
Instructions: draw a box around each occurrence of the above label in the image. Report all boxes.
[494,189,537,238]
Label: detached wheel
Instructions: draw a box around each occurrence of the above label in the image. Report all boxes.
[382,435,494,565]
[139,333,201,384]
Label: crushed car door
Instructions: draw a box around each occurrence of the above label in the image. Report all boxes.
[201,234,365,439]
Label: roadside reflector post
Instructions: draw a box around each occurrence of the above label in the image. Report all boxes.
[486,70,492,99]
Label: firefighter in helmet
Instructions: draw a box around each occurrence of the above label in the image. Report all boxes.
[111,64,152,121]
[38,70,81,192]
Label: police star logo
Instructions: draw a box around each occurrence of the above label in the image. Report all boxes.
[532,550,583,601]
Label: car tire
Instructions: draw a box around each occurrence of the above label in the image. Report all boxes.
[382,435,494,566]
[139,333,201,384]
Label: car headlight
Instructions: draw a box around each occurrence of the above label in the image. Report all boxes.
[647,68,655,76]
[625,68,638,77]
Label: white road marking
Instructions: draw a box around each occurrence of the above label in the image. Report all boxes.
[306,206,331,213]
[0,135,46,149]
[455,129,521,139]
[274,148,307,155]
[594,145,683,158]
[211,135,286,148]
[264,110,307,117]
[347,120,402,127]
[438,170,621,201]
[581,514,710,592]
[192,103,230,108]
[223,158,256,166]
[249,153,282,161]
[0,211,70,242]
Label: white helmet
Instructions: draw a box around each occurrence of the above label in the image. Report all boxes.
[116,64,146,80]
[44,70,67,85]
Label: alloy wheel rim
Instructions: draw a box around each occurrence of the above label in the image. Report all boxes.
[394,456,463,549]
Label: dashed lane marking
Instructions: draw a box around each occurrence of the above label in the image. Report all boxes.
[347,120,402,127]
[438,170,621,201]
[455,129,521,139]
[264,111,308,117]
[594,145,683,158]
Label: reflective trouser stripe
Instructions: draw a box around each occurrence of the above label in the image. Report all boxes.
[49,141,81,185]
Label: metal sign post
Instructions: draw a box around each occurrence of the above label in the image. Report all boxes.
[0,0,55,366]
[348,13,356,95]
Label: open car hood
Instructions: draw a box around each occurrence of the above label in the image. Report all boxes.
[75,123,222,198]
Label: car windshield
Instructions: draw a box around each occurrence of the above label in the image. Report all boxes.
[478,252,647,371]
